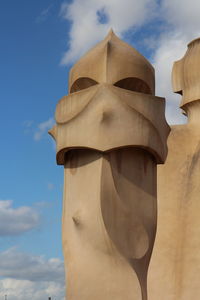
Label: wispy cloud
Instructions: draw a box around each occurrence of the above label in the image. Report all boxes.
[34,118,54,141]
[36,4,54,23]
[23,120,33,128]
[0,200,40,236]
[23,120,34,135]
[47,183,55,191]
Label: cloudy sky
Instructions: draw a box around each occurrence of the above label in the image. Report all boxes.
[0,0,199,299]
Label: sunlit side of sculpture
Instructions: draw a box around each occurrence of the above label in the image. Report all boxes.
[149,37,200,300]
[49,30,170,300]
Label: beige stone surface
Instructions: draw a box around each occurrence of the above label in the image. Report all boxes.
[50,30,170,300]
[149,38,200,300]
[63,149,156,300]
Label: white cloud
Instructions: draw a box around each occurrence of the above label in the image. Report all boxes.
[34,118,54,141]
[0,200,40,236]
[0,248,65,300]
[161,0,200,38]
[60,0,158,64]
[0,248,64,282]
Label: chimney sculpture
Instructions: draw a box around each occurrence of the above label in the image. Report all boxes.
[149,38,200,300]
[49,30,170,300]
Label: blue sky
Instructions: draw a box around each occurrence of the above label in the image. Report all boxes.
[0,0,199,299]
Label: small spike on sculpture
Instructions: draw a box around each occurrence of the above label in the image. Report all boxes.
[107,28,115,38]
[49,31,170,300]
[48,126,56,140]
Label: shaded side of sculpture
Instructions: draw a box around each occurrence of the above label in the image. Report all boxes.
[50,30,170,300]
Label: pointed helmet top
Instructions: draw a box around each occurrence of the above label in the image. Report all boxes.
[69,29,155,95]
[107,28,115,37]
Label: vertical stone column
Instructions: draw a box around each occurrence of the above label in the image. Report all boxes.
[63,148,157,300]
[49,31,170,300]
[149,37,200,300]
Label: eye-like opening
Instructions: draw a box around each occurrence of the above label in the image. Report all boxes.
[114,77,152,95]
[70,77,98,93]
